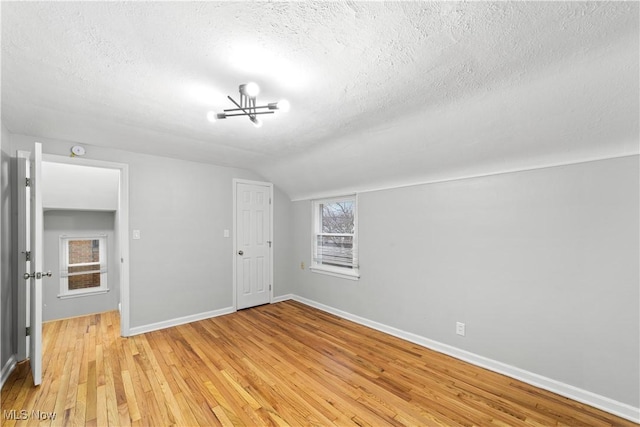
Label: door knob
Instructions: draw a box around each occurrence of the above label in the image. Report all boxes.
[23,271,52,280]
[238,250,244,255]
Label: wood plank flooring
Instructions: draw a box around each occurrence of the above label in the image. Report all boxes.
[1,300,637,426]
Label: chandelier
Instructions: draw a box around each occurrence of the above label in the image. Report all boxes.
[207,82,290,128]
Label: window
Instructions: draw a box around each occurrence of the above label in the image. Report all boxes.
[311,195,359,280]
[59,236,108,298]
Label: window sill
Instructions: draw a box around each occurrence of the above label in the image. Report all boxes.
[58,288,110,299]
[310,266,360,281]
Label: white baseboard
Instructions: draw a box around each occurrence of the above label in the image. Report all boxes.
[0,355,17,390]
[128,306,235,336]
[272,293,294,304]
[284,294,640,424]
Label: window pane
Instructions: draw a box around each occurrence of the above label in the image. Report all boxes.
[316,235,354,268]
[68,273,101,290]
[321,201,354,233]
[69,264,101,274]
[68,239,100,264]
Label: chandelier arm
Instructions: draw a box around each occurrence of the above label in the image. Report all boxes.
[223,105,273,113]
[221,111,275,117]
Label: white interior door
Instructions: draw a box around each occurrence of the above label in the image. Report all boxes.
[25,142,44,386]
[235,181,272,310]
[16,152,30,361]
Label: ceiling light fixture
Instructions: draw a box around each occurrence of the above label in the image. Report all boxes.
[208,82,289,127]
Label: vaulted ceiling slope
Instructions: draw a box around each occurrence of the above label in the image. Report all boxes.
[2,2,638,199]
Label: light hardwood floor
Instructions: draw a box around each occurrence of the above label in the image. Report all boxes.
[1,300,636,426]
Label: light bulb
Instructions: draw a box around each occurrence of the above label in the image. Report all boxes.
[277,99,291,112]
[250,116,263,128]
[244,82,260,97]
[206,111,217,122]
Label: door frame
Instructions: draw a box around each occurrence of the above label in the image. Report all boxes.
[232,179,273,310]
[40,154,131,336]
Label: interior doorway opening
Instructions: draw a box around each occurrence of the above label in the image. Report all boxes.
[16,151,130,383]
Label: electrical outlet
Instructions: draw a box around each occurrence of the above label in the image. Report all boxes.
[300,261,305,270]
[132,229,141,240]
[456,322,466,336]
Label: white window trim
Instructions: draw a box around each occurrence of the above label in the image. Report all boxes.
[310,194,360,280]
[58,235,109,298]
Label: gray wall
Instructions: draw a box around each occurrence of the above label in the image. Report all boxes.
[273,186,294,297]
[290,156,639,407]
[0,124,14,375]
[42,210,118,321]
[10,134,292,329]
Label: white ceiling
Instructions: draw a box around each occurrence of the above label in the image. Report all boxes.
[2,2,638,199]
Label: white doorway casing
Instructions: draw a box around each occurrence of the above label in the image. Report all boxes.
[233,179,273,310]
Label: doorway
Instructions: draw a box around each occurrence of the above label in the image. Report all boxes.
[17,151,130,382]
[41,155,130,335]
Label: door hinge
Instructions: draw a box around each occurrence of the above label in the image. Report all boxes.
[269,284,272,291]
[26,327,30,337]
[25,178,31,187]
[25,251,31,261]
[269,198,272,205]
[267,241,272,248]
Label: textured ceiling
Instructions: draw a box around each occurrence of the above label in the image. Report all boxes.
[2,1,638,199]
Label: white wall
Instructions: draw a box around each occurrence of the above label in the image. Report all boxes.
[42,210,118,321]
[290,156,639,409]
[9,134,283,330]
[42,162,119,211]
